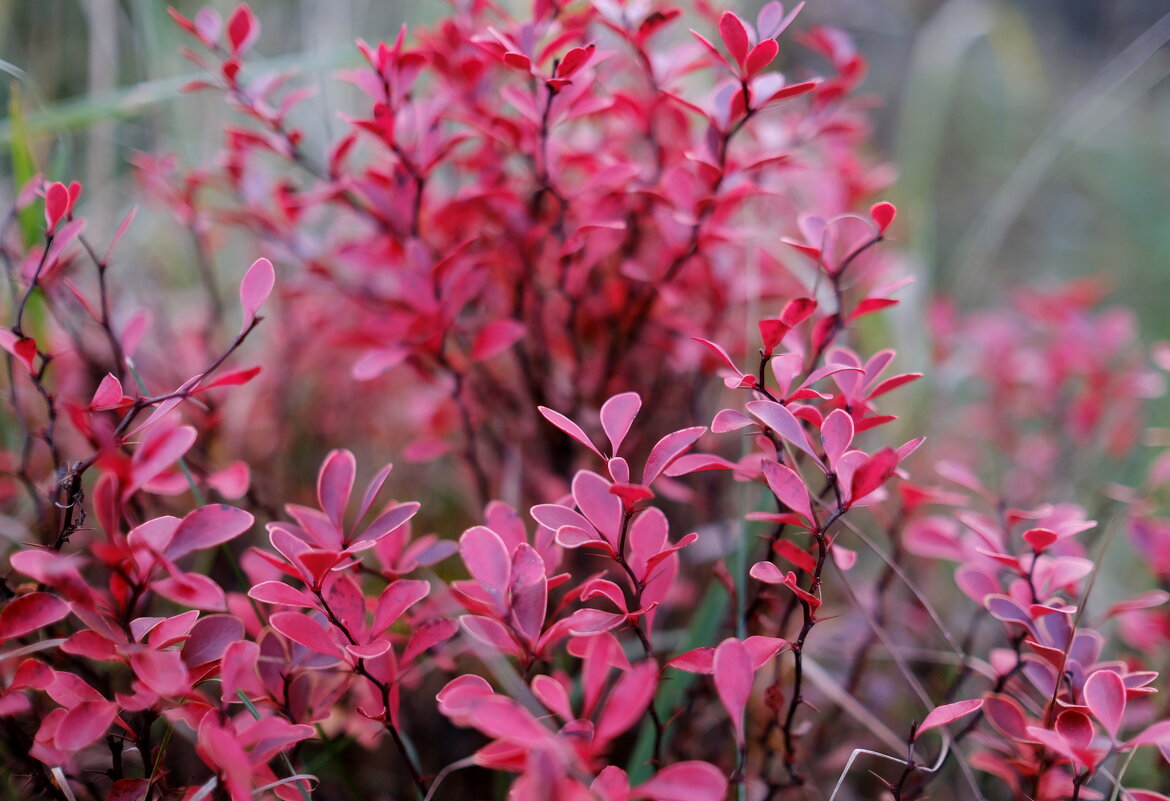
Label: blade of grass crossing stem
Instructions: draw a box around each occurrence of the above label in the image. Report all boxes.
[6,83,41,248]
[238,690,313,801]
[626,579,729,783]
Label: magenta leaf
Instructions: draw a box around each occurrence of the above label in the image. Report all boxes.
[372,579,430,634]
[914,698,984,740]
[596,660,658,743]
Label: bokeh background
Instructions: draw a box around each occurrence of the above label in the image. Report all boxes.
[3,0,1167,313]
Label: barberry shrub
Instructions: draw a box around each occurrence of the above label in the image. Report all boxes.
[2,2,1169,801]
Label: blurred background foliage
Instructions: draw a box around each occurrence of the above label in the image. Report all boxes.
[1,0,1168,354]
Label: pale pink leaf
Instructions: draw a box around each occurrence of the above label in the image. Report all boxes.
[239,257,275,333]
[600,392,642,456]
[538,406,603,458]
[1084,669,1126,740]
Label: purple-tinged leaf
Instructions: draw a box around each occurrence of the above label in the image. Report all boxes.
[712,408,754,433]
[317,450,355,532]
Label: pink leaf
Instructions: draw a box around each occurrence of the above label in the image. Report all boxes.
[55,700,117,751]
[642,426,706,486]
[1084,670,1126,740]
[914,698,983,740]
[634,761,728,801]
[248,581,319,609]
[714,638,753,746]
[372,579,430,634]
[596,660,658,743]
[746,400,821,464]
[538,406,603,459]
[460,525,512,607]
[460,615,523,658]
[270,612,343,658]
[239,257,275,333]
[600,392,641,456]
[166,504,254,560]
[0,592,70,640]
[761,460,814,525]
[820,409,854,472]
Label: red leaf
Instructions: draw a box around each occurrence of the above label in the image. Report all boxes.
[0,592,70,640]
[914,698,983,740]
[870,201,897,234]
[557,45,595,78]
[718,12,751,68]
[744,39,779,78]
[226,3,258,54]
[849,447,899,505]
[44,182,69,230]
[1023,527,1059,553]
[196,366,261,391]
[471,319,525,362]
